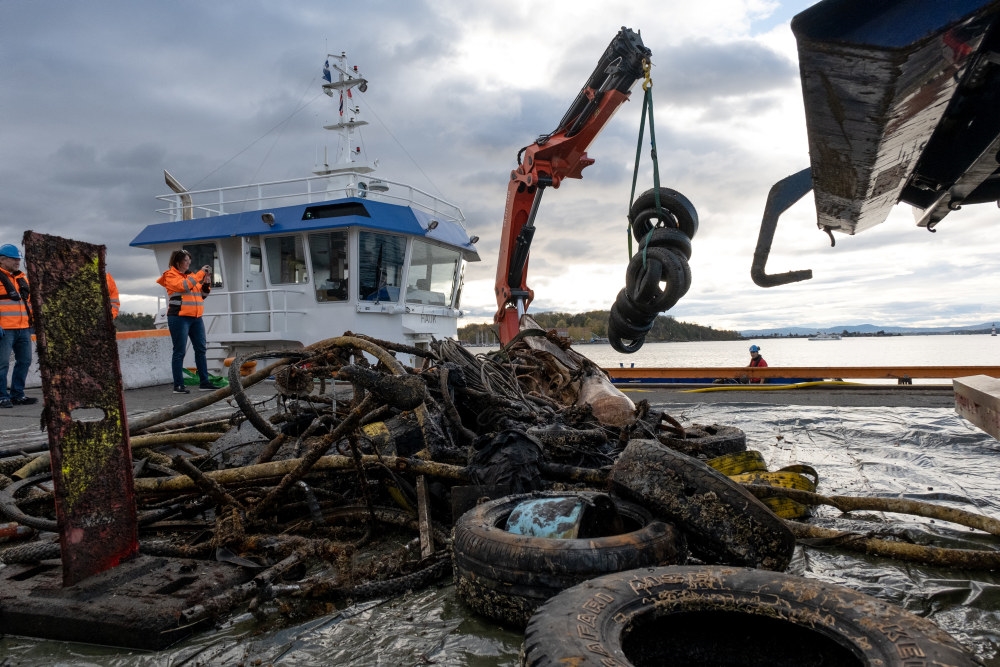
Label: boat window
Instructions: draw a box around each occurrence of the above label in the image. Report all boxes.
[308,231,349,302]
[182,243,223,288]
[358,231,405,302]
[264,235,308,285]
[302,202,370,220]
[406,240,460,307]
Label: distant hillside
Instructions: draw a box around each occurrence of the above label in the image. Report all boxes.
[741,322,997,337]
[459,311,740,344]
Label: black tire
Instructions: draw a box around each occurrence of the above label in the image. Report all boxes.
[522,565,977,667]
[629,187,698,241]
[452,491,686,629]
[610,439,795,571]
[658,424,747,459]
[624,247,690,313]
[608,303,655,340]
[636,227,692,260]
[608,325,646,354]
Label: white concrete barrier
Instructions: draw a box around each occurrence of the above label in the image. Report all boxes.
[19,330,173,391]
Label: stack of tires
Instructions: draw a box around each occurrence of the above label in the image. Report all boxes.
[609,187,698,354]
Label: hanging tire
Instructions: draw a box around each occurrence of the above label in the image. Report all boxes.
[635,227,692,260]
[522,565,978,667]
[609,439,795,571]
[624,247,690,313]
[629,187,699,241]
[452,491,686,630]
[657,424,747,459]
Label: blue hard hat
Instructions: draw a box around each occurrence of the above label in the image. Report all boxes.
[749,345,760,353]
[0,244,21,259]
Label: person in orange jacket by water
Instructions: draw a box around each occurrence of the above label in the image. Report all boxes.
[156,249,213,394]
[747,344,767,384]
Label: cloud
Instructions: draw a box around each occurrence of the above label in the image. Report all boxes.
[1,0,996,334]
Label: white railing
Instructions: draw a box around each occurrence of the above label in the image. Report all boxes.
[155,172,466,228]
[157,289,309,335]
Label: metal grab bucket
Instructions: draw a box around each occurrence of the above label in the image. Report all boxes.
[792,0,1000,234]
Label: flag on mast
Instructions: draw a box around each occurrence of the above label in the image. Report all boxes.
[323,59,332,83]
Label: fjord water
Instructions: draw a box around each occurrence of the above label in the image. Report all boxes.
[478,334,1000,372]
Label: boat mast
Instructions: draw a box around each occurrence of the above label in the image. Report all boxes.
[315,52,373,176]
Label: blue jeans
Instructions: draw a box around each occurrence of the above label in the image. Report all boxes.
[0,327,33,401]
[167,315,209,388]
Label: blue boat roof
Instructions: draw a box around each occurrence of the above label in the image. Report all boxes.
[130,197,480,260]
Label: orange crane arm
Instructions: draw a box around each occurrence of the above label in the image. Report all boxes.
[494,27,651,344]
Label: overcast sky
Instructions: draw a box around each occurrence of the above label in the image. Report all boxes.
[2,0,998,333]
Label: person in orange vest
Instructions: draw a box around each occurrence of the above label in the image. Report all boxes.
[156,249,213,394]
[106,273,120,319]
[0,243,37,408]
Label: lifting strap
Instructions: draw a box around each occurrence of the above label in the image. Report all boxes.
[627,59,663,262]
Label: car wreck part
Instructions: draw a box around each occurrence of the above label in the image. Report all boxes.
[754,0,1000,286]
[522,565,978,667]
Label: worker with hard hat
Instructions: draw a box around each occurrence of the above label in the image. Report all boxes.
[0,243,37,408]
[747,344,767,384]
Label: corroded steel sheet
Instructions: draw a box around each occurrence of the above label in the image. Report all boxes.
[23,231,137,586]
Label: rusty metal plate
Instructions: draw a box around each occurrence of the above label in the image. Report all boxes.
[23,231,137,586]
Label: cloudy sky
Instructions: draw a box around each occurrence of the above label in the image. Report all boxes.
[2,0,998,333]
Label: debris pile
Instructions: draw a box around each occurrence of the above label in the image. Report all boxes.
[2,330,999,657]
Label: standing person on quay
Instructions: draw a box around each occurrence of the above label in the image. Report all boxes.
[0,243,37,408]
[747,344,767,384]
[156,249,214,394]
[106,272,120,320]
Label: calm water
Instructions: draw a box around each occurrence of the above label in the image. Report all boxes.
[469,334,1000,369]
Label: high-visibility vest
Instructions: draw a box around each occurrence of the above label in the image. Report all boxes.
[156,266,210,318]
[0,267,31,329]
[106,273,120,319]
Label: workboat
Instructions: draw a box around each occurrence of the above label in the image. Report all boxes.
[808,332,841,341]
[130,53,480,369]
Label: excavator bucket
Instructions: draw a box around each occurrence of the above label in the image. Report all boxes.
[794,0,1000,234]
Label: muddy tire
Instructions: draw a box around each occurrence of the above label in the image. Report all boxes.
[452,491,686,629]
[522,565,977,667]
[658,424,747,459]
[610,439,794,570]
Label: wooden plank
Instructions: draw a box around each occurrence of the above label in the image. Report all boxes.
[415,474,434,559]
[604,366,1000,382]
[954,375,1000,440]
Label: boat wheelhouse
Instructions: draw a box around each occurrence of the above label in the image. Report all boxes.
[130,53,479,370]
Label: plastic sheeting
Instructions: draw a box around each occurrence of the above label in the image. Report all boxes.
[1,402,998,665]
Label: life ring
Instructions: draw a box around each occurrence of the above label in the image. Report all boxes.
[452,491,686,629]
[610,439,795,571]
[522,565,977,667]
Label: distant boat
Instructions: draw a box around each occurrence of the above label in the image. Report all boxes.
[992,323,997,336]
[808,332,842,341]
